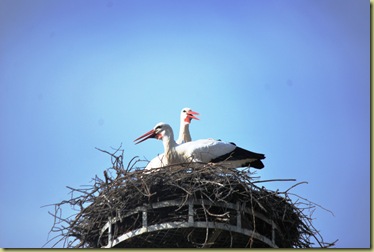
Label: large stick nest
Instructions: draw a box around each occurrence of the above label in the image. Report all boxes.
[44,146,336,248]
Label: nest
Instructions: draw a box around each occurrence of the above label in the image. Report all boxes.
[44,147,336,248]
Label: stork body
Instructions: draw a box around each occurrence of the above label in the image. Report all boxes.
[135,123,265,169]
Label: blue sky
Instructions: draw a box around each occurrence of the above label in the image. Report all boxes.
[0,0,369,248]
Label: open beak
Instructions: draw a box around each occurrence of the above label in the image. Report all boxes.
[187,110,200,120]
[134,129,157,144]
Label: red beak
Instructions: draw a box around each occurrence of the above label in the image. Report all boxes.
[134,129,157,144]
[187,110,200,120]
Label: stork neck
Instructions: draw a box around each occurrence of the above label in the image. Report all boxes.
[162,131,178,154]
[177,123,191,144]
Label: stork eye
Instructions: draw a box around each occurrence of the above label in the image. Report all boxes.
[182,110,186,113]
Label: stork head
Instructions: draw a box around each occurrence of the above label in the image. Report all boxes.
[134,122,172,144]
[181,107,199,124]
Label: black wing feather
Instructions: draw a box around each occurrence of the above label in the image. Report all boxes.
[210,146,265,169]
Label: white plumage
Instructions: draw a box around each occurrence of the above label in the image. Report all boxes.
[176,107,199,144]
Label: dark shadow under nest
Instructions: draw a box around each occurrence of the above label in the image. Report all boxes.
[44,146,336,248]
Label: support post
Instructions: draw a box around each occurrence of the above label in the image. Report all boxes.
[108,217,112,246]
[142,208,148,229]
[236,201,241,228]
[188,200,194,224]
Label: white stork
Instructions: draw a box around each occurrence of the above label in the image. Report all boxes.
[145,108,199,170]
[176,107,199,144]
[134,122,265,169]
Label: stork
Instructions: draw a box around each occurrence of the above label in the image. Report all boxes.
[176,107,199,144]
[145,108,199,170]
[134,122,265,169]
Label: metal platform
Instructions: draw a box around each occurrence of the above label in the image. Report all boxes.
[99,198,281,248]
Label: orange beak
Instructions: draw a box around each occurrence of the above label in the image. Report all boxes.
[134,129,157,144]
[185,110,200,123]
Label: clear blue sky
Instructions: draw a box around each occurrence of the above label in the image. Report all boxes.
[0,0,369,248]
